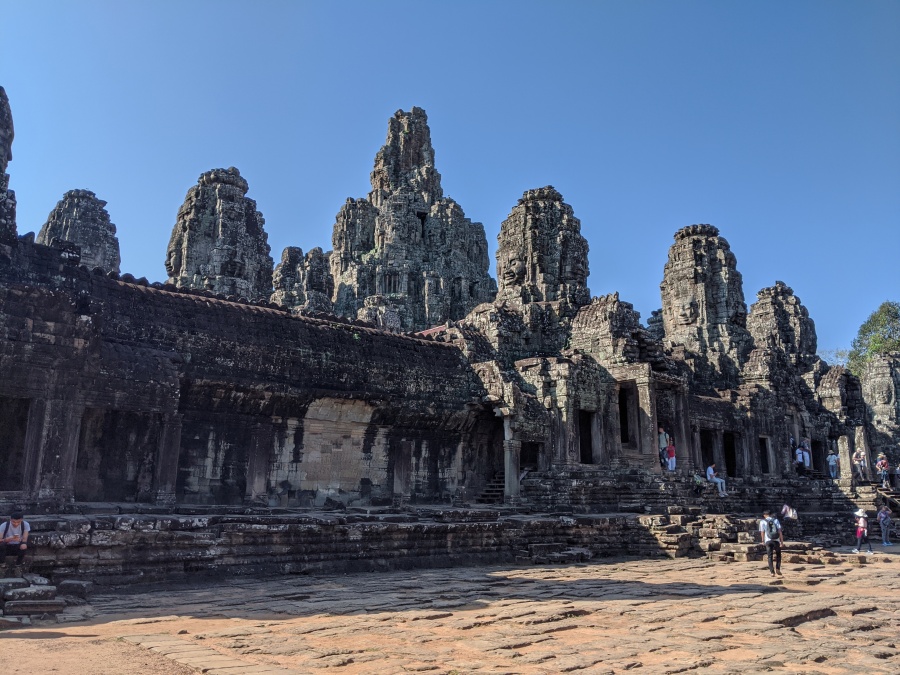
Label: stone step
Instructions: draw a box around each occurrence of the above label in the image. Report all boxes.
[3,585,57,602]
[1,599,67,615]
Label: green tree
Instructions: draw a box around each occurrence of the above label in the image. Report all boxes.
[848,301,900,375]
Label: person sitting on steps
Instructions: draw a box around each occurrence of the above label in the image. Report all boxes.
[706,463,727,497]
[1,511,29,575]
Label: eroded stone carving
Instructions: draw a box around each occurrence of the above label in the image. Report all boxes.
[496,186,590,306]
[271,246,334,314]
[330,108,496,331]
[165,167,273,300]
[0,86,16,244]
[860,353,900,463]
[746,281,817,370]
[659,224,751,388]
[37,190,121,273]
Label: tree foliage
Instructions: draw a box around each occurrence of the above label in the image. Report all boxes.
[848,301,900,375]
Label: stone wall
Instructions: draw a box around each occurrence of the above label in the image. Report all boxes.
[0,86,16,245]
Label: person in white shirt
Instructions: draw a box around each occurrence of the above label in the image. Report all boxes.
[706,463,727,496]
[1,511,30,572]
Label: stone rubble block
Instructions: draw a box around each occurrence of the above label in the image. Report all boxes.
[1,599,67,615]
[3,585,57,601]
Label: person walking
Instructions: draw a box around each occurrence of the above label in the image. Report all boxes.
[826,450,840,479]
[875,454,891,489]
[851,508,875,554]
[852,449,867,481]
[658,426,670,470]
[666,440,677,472]
[759,509,784,576]
[877,505,893,546]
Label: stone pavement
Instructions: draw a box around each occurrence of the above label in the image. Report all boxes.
[54,551,900,673]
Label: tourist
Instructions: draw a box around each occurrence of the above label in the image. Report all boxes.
[877,505,893,546]
[658,426,670,470]
[852,448,867,481]
[759,509,783,577]
[706,463,727,496]
[794,445,805,477]
[0,511,29,573]
[875,454,890,489]
[800,439,811,474]
[781,503,797,520]
[851,508,874,554]
[826,450,840,479]
[666,440,677,472]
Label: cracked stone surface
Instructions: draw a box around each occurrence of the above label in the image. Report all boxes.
[11,551,899,674]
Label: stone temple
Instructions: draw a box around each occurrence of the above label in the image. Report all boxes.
[0,84,898,584]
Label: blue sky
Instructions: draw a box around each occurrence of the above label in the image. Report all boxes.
[2,1,898,353]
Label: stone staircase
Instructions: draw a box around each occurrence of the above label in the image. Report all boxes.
[475,472,505,505]
[0,573,84,627]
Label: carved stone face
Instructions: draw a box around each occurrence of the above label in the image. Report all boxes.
[677,298,699,325]
[165,245,182,278]
[499,251,525,286]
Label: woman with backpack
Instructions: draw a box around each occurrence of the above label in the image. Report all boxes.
[851,508,874,554]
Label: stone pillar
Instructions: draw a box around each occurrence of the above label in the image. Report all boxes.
[837,434,854,488]
[244,422,275,505]
[636,379,658,459]
[504,440,521,503]
[153,413,182,505]
[854,425,872,482]
[674,389,692,472]
[691,425,702,472]
[21,399,83,504]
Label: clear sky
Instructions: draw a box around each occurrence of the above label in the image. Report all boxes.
[2,1,898,353]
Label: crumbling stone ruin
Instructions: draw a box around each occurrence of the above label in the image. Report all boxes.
[165,167,273,301]
[0,84,888,533]
[37,190,121,274]
[326,107,496,331]
[860,353,900,462]
[271,246,334,314]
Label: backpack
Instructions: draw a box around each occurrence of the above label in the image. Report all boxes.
[765,517,778,538]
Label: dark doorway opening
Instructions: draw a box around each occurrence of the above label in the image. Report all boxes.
[811,440,825,473]
[579,411,594,464]
[618,384,637,447]
[520,442,540,470]
[723,432,738,477]
[0,396,30,491]
[700,430,716,469]
[76,409,161,502]
[758,437,771,474]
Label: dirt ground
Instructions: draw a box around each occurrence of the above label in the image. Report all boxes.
[1,548,898,675]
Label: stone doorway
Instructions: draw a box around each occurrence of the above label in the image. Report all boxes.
[723,432,738,477]
[0,396,29,491]
[811,439,825,473]
[758,437,772,474]
[75,409,160,502]
[579,410,595,464]
[700,430,716,469]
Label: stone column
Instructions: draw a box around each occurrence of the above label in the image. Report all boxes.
[837,434,854,488]
[244,421,274,505]
[21,399,83,504]
[504,440,522,503]
[636,379,658,459]
[714,430,726,476]
[153,413,182,505]
[674,388,692,472]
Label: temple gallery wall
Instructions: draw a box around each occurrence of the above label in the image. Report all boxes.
[1,86,897,512]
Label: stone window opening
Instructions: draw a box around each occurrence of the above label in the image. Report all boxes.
[520,442,541,470]
[383,271,400,295]
[416,211,427,240]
